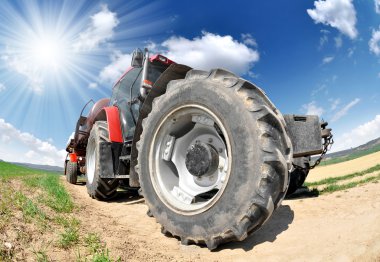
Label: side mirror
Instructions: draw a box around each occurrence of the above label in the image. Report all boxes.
[131,48,143,67]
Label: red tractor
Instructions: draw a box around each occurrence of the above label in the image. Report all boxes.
[65,49,332,249]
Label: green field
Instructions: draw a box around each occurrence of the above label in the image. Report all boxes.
[319,143,380,166]
[305,164,380,194]
[0,161,119,261]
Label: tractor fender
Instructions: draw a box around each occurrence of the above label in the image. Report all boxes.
[129,63,192,187]
[95,106,123,143]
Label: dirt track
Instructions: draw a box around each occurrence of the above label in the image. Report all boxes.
[65,179,380,261]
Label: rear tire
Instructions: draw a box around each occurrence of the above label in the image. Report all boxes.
[85,121,119,200]
[136,69,293,249]
[66,161,78,184]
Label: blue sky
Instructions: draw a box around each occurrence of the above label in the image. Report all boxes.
[0,0,379,166]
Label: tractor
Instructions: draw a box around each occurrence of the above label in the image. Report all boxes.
[65,48,332,250]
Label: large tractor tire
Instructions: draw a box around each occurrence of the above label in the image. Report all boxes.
[65,161,78,184]
[286,157,310,196]
[85,121,119,200]
[136,69,293,250]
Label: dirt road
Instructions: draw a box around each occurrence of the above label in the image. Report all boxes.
[65,179,380,261]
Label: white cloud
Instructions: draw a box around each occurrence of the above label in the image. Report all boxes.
[0,119,66,166]
[1,134,10,143]
[322,56,334,64]
[369,27,380,56]
[375,0,380,14]
[312,84,328,97]
[151,31,260,76]
[99,51,132,84]
[303,101,324,116]
[1,53,43,93]
[319,29,330,49]
[348,47,355,57]
[319,34,329,49]
[98,32,260,84]
[330,98,360,122]
[0,83,5,92]
[332,115,380,152]
[241,33,258,47]
[73,5,119,51]
[330,98,341,110]
[25,150,37,159]
[334,35,343,48]
[307,0,358,39]
[88,82,98,89]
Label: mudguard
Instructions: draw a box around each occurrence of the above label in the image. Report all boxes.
[102,106,123,143]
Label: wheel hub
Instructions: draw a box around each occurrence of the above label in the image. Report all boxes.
[185,142,219,177]
[150,105,231,214]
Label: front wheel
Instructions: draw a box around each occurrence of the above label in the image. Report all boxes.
[136,69,293,249]
[85,121,119,200]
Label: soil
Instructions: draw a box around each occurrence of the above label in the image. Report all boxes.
[307,151,380,182]
[64,178,380,261]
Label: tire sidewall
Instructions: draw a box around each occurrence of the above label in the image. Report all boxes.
[66,161,78,184]
[86,127,101,197]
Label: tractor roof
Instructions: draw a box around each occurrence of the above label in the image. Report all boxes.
[113,54,175,87]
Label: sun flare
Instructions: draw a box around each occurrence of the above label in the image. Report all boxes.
[29,35,68,71]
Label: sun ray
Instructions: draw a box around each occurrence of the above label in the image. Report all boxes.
[0,0,171,151]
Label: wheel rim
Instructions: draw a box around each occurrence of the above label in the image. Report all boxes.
[86,137,96,184]
[149,104,232,215]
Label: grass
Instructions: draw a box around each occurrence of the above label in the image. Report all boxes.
[58,226,80,249]
[319,143,380,166]
[92,249,121,262]
[14,191,47,223]
[306,164,380,187]
[32,241,52,262]
[24,174,74,213]
[84,233,103,254]
[57,216,80,249]
[0,183,13,231]
[0,161,73,213]
[320,174,380,194]
[0,161,56,178]
[0,161,120,261]
[305,164,380,194]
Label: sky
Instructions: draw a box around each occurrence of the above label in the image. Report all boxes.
[0,0,379,167]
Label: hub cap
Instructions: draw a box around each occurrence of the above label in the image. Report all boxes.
[149,104,231,215]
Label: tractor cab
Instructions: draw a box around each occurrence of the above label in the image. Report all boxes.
[110,49,175,141]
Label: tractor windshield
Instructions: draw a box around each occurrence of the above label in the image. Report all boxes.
[110,61,170,141]
[110,67,142,140]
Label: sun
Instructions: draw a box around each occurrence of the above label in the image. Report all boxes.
[29,35,68,71]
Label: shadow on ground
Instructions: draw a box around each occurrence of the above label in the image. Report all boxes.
[220,205,294,251]
[74,181,143,204]
[285,186,320,200]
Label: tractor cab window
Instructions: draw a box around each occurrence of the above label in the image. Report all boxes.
[109,62,169,141]
[148,61,168,83]
[110,68,142,106]
[111,67,142,140]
